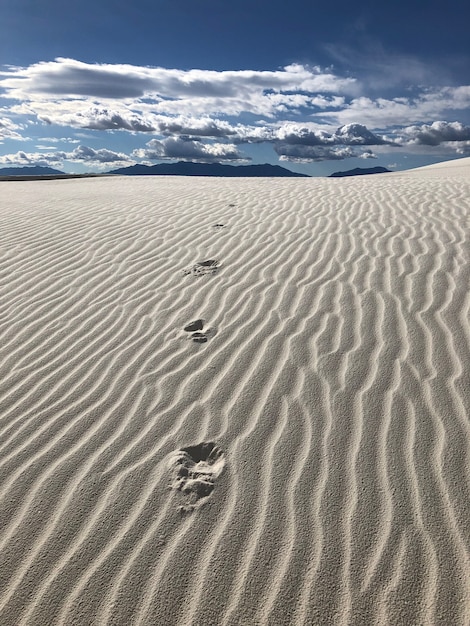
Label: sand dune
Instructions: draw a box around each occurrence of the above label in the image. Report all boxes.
[0,158,469,625]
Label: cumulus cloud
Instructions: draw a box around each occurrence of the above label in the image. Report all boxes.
[273,123,391,146]
[1,57,470,167]
[333,124,391,145]
[0,150,63,168]
[39,107,157,132]
[133,137,246,162]
[271,123,393,161]
[358,150,377,159]
[154,116,238,138]
[68,145,132,164]
[276,145,356,162]
[0,145,133,168]
[397,121,470,146]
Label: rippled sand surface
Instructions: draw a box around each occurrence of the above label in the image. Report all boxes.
[1,158,469,625]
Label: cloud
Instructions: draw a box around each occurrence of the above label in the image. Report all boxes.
[39,107,157,132]
[68,145,132,164]
[321,87,470,128]
[154,116,239,138]
[0,58,357,118]
[397,121,470,146]
[455,142,470,155]
[358,150,377,159]
[133,137,247,162]
[0,145,133,168]
[333,123,391,145]
[275,145,356,162]
[273,123,391,146]
[271,123,393,161]
[0,115,25,141]
[0,150,67,167]
[1,58,470,167]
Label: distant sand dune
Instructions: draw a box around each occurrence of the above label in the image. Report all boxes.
[1,159,470,625]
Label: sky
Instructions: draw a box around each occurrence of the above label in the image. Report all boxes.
[0,0,469,175]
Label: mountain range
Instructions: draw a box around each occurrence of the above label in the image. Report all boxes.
[329,166,391,177]
[0,166,66,176]
[0,163,393,179]
[108,162,309,177]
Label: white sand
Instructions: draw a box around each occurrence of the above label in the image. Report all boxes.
[0,158,469,625]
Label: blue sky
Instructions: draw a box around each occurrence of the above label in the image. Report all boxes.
[0,0,469,175]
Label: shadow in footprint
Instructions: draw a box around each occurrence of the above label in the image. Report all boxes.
[184,319,204,332]
[168,442,225,511]
[191,332,208,344]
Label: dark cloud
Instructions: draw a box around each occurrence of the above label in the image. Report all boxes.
[37,108,156,132]
[273,123,391,148]
[272,123,393,161]
[133,137,246,162]
[275,144,356,162]
[70,145,131,163]
[0,58,356,103]
[77,110,156,132]
[156,118,238,138]
[274,127,331,146]
[400,121,470,145]
[12,61,156,99]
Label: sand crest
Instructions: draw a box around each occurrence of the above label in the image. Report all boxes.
[1,158,470,625]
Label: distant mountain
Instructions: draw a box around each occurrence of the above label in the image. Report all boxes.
[109,161,309,177]
[0,166,65,176]
[329,166,391,177]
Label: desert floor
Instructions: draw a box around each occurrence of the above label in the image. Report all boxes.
[1,159,469,625]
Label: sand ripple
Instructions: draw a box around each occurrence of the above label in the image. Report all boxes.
[0,165,469,625]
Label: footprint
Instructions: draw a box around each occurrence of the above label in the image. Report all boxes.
[191,332,208,344]
[183,319,216,343]
[168,442,225,511]
[213,223,225,229]
[184,319,204,332]
[182,259,219,277]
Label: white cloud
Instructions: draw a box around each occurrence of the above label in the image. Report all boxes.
[0,58,357,118]
[0,150,65,167]
[0,145,133,168]
[0,115,25,141]
[1,58,470,166]
[321,87,470,128]
[358,150,377,159]
[333,123,391,145]
[455,141,470,155]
